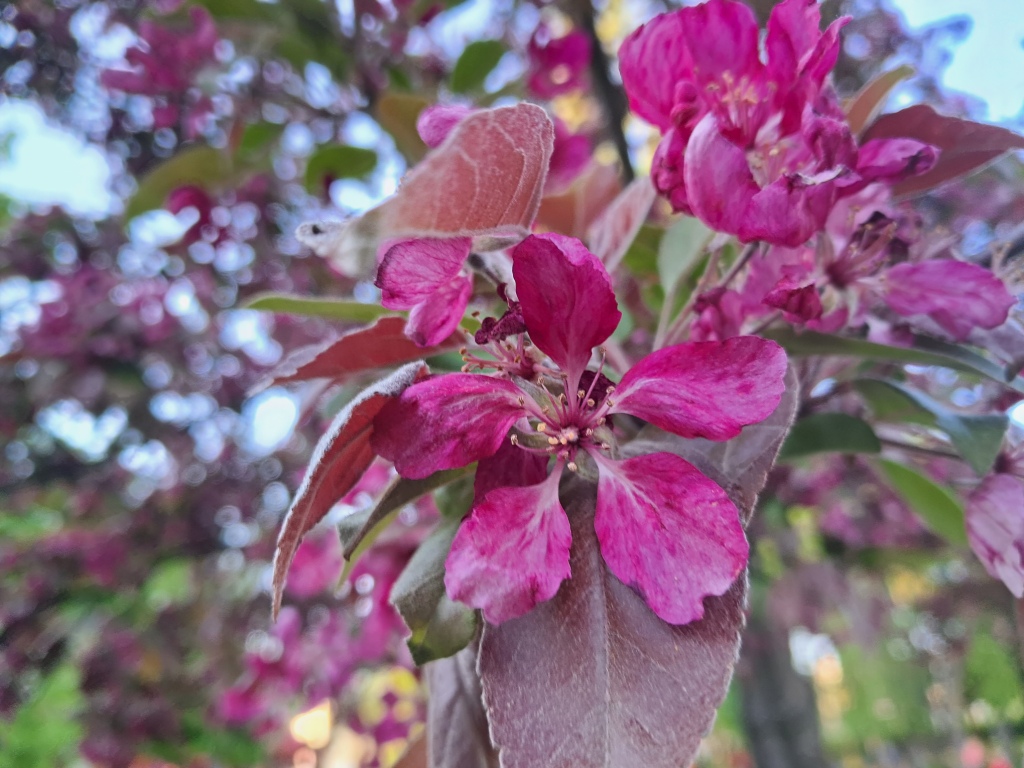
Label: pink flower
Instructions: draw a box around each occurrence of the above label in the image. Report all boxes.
[619,0,937,246]
[372,234,788,625]
[882,260,1015,341]
[967,474,1024,597]
[101,7,217,97]
[375,237,474,347]
[527,25,590,99]
[285,529,343,598]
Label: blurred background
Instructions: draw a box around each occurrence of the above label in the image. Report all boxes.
[1,0,1023,766]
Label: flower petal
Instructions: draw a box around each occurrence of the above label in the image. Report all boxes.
[474,437,550,500]
[593,452,748,625]
[967,474,1024,598]
[445,466,570,624]
[376,237,472,308]
[512,233,621,383]
[618,11,698,131]
[613,337,788,440]
[405,273,473,347]
[884,261,1015,341]
[371,374,528,479]
[416,105,474,149]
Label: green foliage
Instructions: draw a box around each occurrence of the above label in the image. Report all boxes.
[450,40,507,93]
[656,215,712,293]
[146,713,265,766]
[854,378,1008,476]
[779,413,882,461]
[245,293,397,322]
[873,458,967,545]
[0,665,83,768]
[390,519,478,664]
[126,145,234,220]
[965,627,1023,715]
[142,559,196,611]
[304,145,378,192]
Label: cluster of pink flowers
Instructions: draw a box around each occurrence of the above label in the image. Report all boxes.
[619,0,937,246]
[100,7,219,135]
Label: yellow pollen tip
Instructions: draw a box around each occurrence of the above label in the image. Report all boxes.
[459,347,467,354]
[547,437,560,445]
[510,434,519,446]
[586,398,595,407]
[517,396,525,406]
[606,385,616,393]
[559,437,568,445]
[577,390,586,399]
[606,399,615,408]
[461,365,471,372]
[536,423,547,432]
[567,462,578,472]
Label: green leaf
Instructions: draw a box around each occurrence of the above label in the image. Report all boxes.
[390,519,478,664]
[873,458,967,545]
[778,413,881,461]
[142,559,195,611]
[244,293,395,323]
[854,378,1008,476]
[304,145,378,192]
[338,467,474,586]
[766,328,1024,393]
[234,121,285,166]
[656,215,713,293]
[845,64,915,135]
[126,146,234,221]
[0,665,82,768]
[374,92,430,163]
[965,627,1023,712]
[450,40,507,94]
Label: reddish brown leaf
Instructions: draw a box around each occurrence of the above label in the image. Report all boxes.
[393,737,428,768]
[586,176,658,272]
[536,162,622,240]
[479,483,747,768]
[271,362,428,617]
[426,646,499,768]
[250,317,465,395]
[845,65,914,136]
[863,104,1024,196]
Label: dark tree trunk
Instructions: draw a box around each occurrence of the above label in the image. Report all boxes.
[738,611,834,768]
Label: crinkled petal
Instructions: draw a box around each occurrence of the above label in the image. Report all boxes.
[855,138,939,185]
[764,280,823,323]
[592,451,748,625]
[376,237,472,308]
[512,233,621,384]
[405,273,473,347]
[684,115,762,238]
[445,466,570,624]
[678,0,762,87]
[967,474,1024,598]
[884,261,1015,341]
[474,437,550,500]
[618,11,697,131]
[416,105,474,148]
[613,337,788,440]
[371,374,528,478]
[651,128,692,213]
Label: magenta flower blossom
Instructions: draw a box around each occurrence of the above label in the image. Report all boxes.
[527,24,591,99]
[375,236,474,347]
[372,234,788,625]
[618,0,937,246]
[967,473,1024,597]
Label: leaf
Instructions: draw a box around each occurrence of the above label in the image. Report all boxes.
[873,458,967,546]
[314,104,554,274]
[863,104,1024,196]
[0,664,82,768]
[766,327,1024,393]
[626,365,800,524]
[271,362,428,617]
[234,121,285,165]
[250,316,466,395]
[374,92,430,163]
[451,40,507,94]
[304,145,378,192]
[479,483,748,768]
[390,519,479,664]
[243,293,395,323]
[965,627,1023,711]
[656,214,714,294]
[845,65,915,135]
[426,646,500,768]
[338,466,474,586]
[536,161,622,240]
[393,737,428,768]
[125,146,234,221]
[853,378,1008,476]
[585,177,658,272]
[779,413,881,461]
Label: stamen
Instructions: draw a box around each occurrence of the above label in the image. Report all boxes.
[567,461,578,472]
[547,437,560,446]
[510,433,519,446]
[536,423,547,432]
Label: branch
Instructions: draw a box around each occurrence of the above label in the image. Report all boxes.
[570,0,634,183]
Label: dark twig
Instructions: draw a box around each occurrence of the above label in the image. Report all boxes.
[570,0,634,183]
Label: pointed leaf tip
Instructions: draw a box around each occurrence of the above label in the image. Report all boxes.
[271,361,428,619]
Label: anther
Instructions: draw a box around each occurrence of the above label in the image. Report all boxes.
[517,396,525,406]
[547,437,560,446]
[605,399,615,408]
[559,437,568,445]
[584,428,593,437]
[577,389,586,399]
[536,423,547,432]
[597,418,606,426]
[510,433,520,446]
[586,398,595,407]
[461,364,471,372]
[459,347,467,355]
[567,461,578,472]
